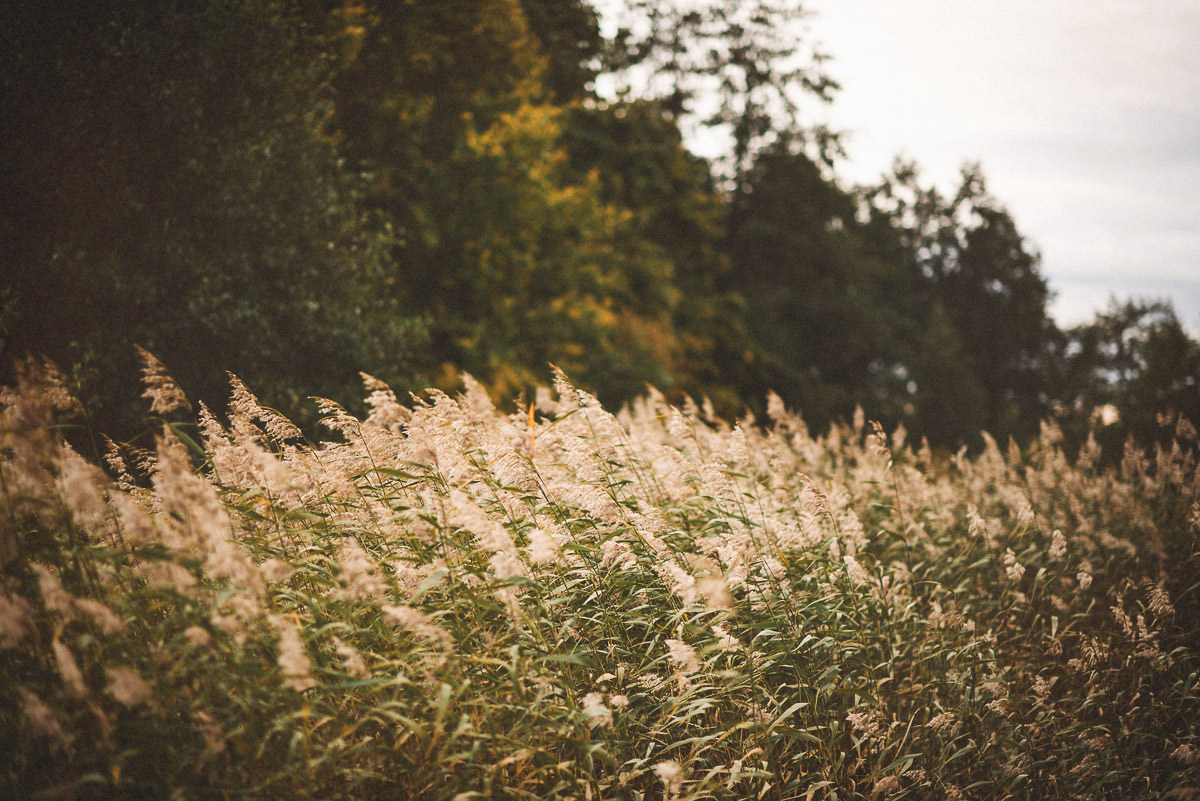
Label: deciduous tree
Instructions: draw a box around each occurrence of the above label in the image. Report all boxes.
[0,0,415,436]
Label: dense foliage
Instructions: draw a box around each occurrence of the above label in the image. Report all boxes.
[2,0,1197,450]
[0,0,418,430]
[2,362,1198,799]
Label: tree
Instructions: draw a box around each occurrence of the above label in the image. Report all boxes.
[323,0,688,405]
[727,145,922,432]
[518,0,603,102]
[560,99,750,413]
[947,204,1056,439]
[863,161,1058,445]
[601,0,838,194]
[0,0,417,437]
[1054,299,1200,456]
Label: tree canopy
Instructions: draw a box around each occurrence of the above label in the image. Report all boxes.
[1,0,1195,454]
[1,0,417,433]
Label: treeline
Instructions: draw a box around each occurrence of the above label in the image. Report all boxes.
[3,0,1197,452]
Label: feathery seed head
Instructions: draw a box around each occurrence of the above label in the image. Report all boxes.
[137,346,191,415]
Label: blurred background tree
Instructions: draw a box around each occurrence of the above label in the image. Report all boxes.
[1051,299,1200,456]
[1,0,419,438]
[727,145,918,432]
[1,0,1195,455]
[601,0,839,192]
[316,0,692,404]
[559,99,752,414]
[860,161,1059,446]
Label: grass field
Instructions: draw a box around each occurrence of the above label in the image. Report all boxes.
[2,356,1198,799]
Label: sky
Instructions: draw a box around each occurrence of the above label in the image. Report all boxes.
[800,0,1200,330]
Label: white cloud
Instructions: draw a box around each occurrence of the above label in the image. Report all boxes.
[803,0,1200,329]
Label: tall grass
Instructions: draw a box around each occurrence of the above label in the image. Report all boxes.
[2,356,1198,799]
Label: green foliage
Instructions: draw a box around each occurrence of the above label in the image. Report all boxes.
[602,0,839,188]
[519,0,603,102]
[728,147,919,431]
[727,148,1198,453]
[324,0,691,406]
[2,364,1198,799]
[560,100,751,414]
[861,162,1060,446]
[1053,299,1200,457]
[2,0,1197,469]
[0,0,420,438]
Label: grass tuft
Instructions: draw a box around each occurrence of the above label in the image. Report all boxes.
[1,361,1198,799]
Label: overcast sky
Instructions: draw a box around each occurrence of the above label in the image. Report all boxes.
[802,0,1200,330]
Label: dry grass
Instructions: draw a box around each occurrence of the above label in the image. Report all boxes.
[2,358,1198,799]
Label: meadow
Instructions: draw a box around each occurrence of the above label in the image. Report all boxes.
[2,354,1198,800]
